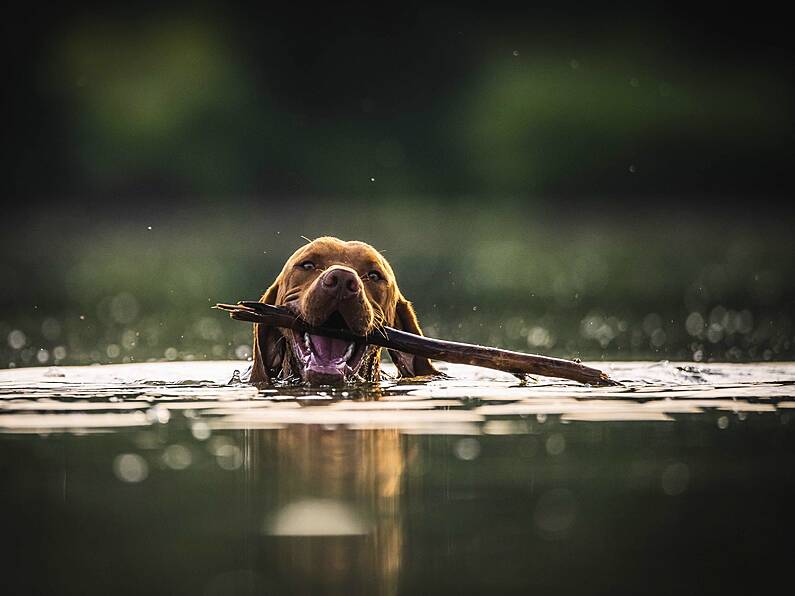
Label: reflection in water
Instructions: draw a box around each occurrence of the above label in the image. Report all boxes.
[252,427,407,596]
[2,361,795,595]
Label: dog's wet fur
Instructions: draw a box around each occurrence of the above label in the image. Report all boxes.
[250,237,438,385]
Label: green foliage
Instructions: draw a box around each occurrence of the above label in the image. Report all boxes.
[2,200,792,367]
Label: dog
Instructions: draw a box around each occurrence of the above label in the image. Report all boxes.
[249,236,438,385]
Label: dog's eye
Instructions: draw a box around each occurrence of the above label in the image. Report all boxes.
[298,261,316,271]
[367,270,383,282]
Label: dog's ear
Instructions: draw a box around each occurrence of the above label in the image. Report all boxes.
[388,294,440,377]
[250,279,284,383]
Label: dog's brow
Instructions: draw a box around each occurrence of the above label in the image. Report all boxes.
[358,258,380,268]
[294,250,320,263]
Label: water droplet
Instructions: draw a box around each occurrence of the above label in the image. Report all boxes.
[685,312,705,336]
[190,421,211,441]
[41,318,61,341]
[110,293,139,324]
[453,438,480,461]
[661,462,690,496]
[162,444,192,470]
[7,329,26,349]
[216,444,243,470]
[207,435,233,456]
[650,329,667,348]
[534,488,577,539]
[146,405,171,424]
[546,433,566,456]
[113,453,149,483]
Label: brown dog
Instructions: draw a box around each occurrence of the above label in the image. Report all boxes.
[250,237,438,385]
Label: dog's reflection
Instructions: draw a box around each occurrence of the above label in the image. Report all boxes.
[254,426,411,596]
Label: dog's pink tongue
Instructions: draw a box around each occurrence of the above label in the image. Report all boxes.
[309,334,349,364]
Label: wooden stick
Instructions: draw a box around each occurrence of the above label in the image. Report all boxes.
[214,301,619,386]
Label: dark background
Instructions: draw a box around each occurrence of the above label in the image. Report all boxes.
[2,1,794,367]
[5,2,795,203]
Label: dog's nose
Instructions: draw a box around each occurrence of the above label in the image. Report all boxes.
[320,267,361,300]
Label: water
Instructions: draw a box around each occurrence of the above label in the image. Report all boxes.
[2,361,794,595]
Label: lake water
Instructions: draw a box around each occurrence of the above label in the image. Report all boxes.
[2,360,794,595]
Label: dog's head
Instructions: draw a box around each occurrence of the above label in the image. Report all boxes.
[250,237,437,385]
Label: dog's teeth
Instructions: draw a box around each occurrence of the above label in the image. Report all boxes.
[304,333,311,350]
[343,343,354,361]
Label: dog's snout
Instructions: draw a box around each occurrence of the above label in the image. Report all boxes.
[320,267,361,300]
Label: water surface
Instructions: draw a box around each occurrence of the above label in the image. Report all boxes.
[2,361,794,595]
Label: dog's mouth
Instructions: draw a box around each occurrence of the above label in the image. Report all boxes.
[288,311,368,385]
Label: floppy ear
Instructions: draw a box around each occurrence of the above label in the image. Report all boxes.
[388,295,440,377]
[249,279,285,383]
